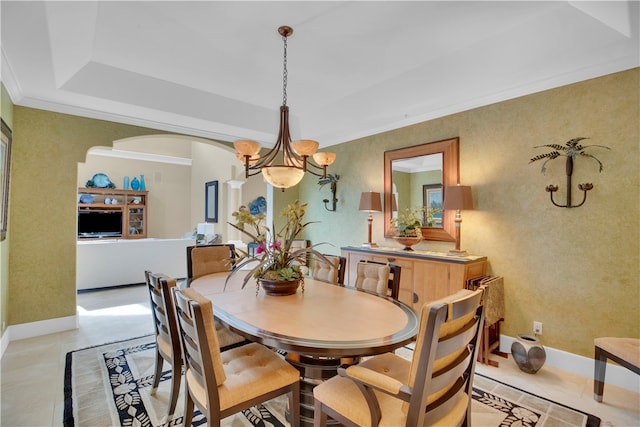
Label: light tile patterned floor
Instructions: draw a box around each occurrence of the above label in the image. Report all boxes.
[1,284,639,426]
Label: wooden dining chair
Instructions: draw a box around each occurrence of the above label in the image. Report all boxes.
[312,254,346,285]
[185,244,248,349]
[354,260,401,300]
[313,287,485,427]
[144,271,182,416]
[171,286,301,427]
[186,243,236,280]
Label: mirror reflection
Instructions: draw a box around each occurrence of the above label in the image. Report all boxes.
[391,153,443,228]
[384,137,459,242]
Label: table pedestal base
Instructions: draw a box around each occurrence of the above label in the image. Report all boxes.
[286,353,359,427]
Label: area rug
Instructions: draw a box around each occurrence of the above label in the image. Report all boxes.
[63,336,600,427]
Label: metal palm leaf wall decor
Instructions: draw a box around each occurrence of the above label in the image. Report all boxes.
[529,137,610,208]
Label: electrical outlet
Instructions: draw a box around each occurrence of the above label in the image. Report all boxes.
[533,321,543,335]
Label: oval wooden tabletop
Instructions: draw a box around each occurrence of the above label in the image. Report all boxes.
[190,272,419,357]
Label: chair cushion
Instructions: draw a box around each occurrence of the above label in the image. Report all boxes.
[186,342,299,412]
[191,246,232,279]
[312,256,340,284]
[313,352,469,426]
[355,263,389,296]
[595,337,640,367]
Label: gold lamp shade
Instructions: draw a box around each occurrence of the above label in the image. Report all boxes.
[312,152,336,166]
[291,140,319,156]
[233,139,261,156]
[262,166,305,189]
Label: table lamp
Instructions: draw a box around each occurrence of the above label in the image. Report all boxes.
[442,185,473,256]
[359,191,382,248]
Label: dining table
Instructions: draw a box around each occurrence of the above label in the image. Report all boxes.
[189,271,419,426]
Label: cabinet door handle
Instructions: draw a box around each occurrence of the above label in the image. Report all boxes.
[387,257,396,262]
[413,292,419,304]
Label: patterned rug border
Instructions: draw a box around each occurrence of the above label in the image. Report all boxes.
[64,336,601,427]
[474,372,600,427]
[63,334,154,427]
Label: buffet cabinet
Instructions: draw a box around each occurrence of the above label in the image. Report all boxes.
[341,246,487,311]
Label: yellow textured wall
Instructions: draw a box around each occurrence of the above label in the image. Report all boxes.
[300,69,639,357]
[1,82,14,337]
[9,108,168,325]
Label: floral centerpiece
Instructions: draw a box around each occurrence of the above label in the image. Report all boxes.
[391,207,424,237]
[390,207,423,251]
[226,200,329,295]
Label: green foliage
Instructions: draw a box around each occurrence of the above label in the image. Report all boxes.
[227,200,327,287]
[390,207,424,237]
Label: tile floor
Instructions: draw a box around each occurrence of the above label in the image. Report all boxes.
[1,284,639,427]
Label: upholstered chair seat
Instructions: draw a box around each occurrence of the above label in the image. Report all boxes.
[186,342,299,412]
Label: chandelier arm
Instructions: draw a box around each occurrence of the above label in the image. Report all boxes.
[234,25,333,188]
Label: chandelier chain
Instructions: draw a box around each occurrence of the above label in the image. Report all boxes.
[282,34,288,106]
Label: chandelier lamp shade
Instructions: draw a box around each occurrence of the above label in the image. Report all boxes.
[234,26,336,189]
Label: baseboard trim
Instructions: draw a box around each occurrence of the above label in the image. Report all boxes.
[1,330,9,358]
[6,314,78,343]
[500,335,639,393]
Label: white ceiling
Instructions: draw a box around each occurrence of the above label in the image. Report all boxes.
[1,1,638,148]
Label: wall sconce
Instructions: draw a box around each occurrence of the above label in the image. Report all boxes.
[318,174,339,212]
[442,185,473,256]
[529,137,610,208]
[359,191,382,248]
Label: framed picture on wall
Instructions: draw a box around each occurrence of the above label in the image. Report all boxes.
[422,184,442,227]
[1,119,12,241]
[205,180,218,223]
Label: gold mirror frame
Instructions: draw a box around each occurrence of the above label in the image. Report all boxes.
[384,137,459,242]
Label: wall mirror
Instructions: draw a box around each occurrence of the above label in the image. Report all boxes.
[205,180,219,223]
[384,137,459,242]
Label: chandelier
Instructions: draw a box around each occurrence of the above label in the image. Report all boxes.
[234,26,336,189]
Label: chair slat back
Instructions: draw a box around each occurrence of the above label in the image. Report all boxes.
[187,244,236,279]
[145,271,179,351]
[172,287,227,411]
[406,288,485,426]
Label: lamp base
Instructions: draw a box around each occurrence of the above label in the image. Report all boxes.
[447,249,468,257]
[362,242,378,248]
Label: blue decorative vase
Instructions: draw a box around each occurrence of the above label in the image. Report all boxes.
[123,176,130,190]
[139,174,146,191]
[131,177,140,190]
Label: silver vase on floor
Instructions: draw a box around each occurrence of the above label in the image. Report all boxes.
[511,333,546,374]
